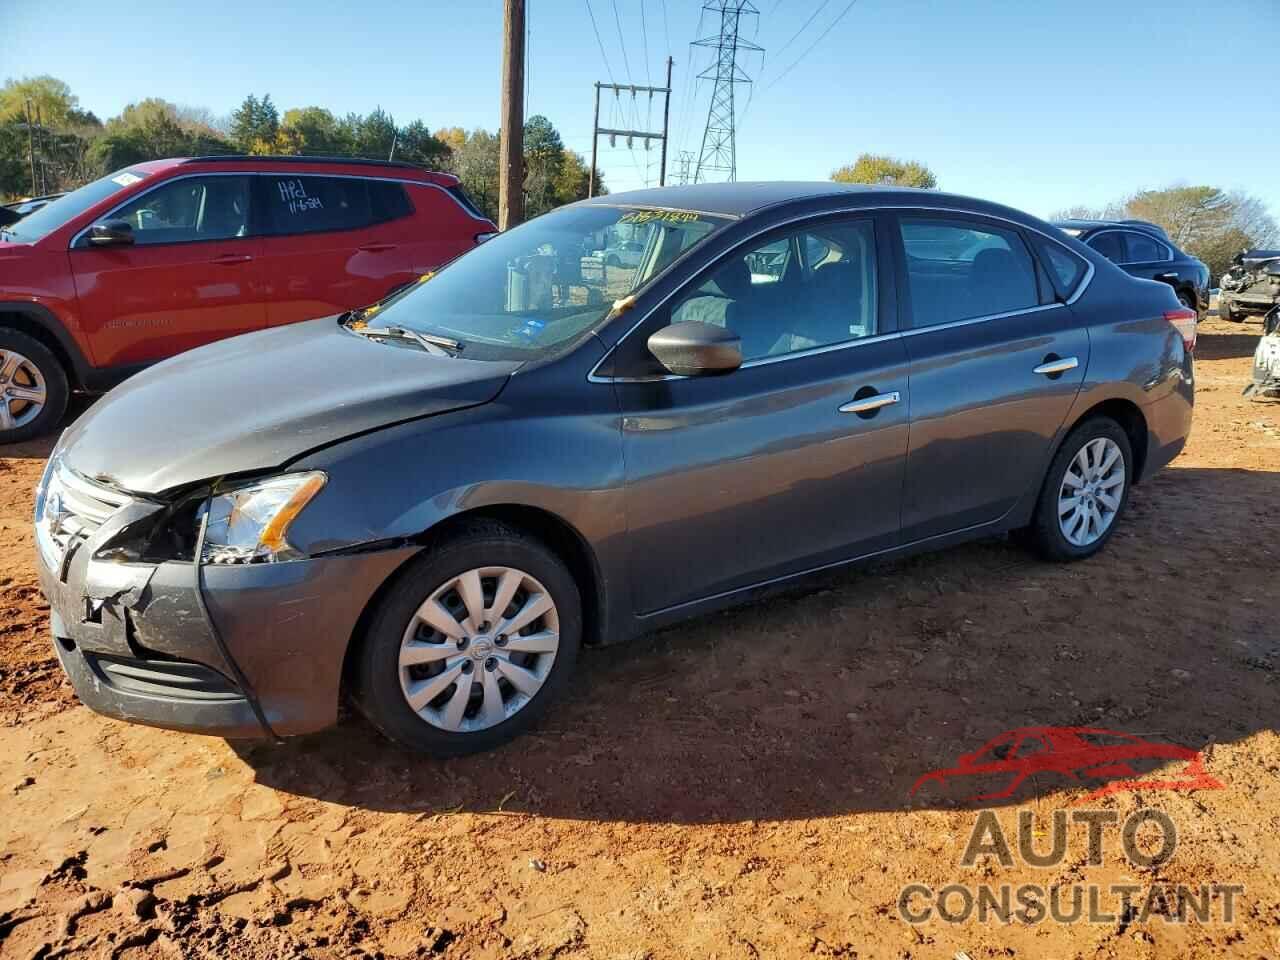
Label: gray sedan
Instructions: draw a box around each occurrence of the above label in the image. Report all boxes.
[34,182,1196,754]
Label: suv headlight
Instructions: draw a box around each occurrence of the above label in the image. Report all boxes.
[199,472,327,564]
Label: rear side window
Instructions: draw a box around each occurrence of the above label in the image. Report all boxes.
[898,217,1039,327]
[262,175,374,235]
[1086,231,1125,263]
[369,180,413,223]
[446,184,488,221]
[1032,236,1087,300]
[1123,231,1168,264]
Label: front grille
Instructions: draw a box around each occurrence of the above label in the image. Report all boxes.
[36,458,135,568]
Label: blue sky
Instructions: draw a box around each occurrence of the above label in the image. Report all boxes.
[5,0,1278,219]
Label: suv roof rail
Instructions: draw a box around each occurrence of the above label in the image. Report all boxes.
[181,154,446,175]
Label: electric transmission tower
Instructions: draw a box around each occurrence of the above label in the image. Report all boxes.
[674,150,696,185]
[692,1,762,184]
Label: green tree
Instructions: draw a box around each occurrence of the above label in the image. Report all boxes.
[831,153,937,189]
[350,107,397,159]
[277,106,351,156]
[554,150,602,205]
[0,75,78,126]
[395,120,449,168]
[229,93,279,153]
[439,128,500,221]
[523,114,566,217]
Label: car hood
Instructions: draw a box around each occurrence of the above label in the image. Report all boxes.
[61,317,521,495]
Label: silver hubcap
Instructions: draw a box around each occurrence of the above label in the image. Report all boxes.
[398,566,560,733]
[1058,437,1125,546]
[0,349,47,432]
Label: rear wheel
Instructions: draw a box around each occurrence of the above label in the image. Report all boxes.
[1024,418,1132,562]
[0,329,69,444]
[352,521,581,756]
[1176,291,1196,315]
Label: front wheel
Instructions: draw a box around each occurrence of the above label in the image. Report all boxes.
[352,521,581,756]
[0,329,69,444]
[1024,418,1133,562]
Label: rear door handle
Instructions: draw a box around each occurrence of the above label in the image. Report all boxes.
[210,254,253,265]
[1156,272,1179,281]
[1033,356,1079,376]
[839,390,901,415]
[359,243,398,252]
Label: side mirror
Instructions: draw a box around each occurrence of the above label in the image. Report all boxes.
[647,321,742,377]
[86,219,135,247]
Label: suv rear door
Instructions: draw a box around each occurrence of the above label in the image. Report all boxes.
[255,174,417,326]
[891,212,1090,541]
[68,173,266,368]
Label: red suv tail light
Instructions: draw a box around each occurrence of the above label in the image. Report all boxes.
[1164,308,1196,351]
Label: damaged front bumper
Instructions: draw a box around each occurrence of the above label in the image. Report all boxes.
[34,459,419,738]
[1246,330,1280,400]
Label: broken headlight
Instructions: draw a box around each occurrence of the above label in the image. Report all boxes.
[198,472,327,565]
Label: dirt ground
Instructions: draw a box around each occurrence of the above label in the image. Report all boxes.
[1,315,1277,959]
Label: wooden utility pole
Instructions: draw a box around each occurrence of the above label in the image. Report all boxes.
[498,0,525,231]
[588,83,601,198]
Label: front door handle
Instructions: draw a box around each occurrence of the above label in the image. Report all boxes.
[839,390,901,416]
[211,254,253,265]
[1033,356,1079,377]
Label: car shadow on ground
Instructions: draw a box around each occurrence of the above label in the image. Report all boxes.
[3,396,93,460]
[231,466,1279,824]
[1197,321,1262,361]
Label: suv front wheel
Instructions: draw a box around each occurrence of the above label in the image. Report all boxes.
[0,329,69,444]
[352,521,582,756]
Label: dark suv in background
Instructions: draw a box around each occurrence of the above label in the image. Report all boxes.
[1054,218,1209,316]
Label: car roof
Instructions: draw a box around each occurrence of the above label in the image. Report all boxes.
[579,181,1048,225]
[118,155,458,185]
[1053,218,1170,240]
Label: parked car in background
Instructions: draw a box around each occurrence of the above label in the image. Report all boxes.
[1054,218,1209,316]
[0,193,67,228]
[35,183,1196,756]
[1220,248,1280,321]
[0,156,495,441]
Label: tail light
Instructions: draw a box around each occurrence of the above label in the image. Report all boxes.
[475,231,498,244]
[1164,308,1196,351]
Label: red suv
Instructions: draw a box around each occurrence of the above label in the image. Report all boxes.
[0,156,495,441]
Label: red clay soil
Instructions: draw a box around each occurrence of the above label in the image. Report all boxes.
[0,316,1276,959]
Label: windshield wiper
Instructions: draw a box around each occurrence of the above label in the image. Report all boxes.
[353,323,463,357]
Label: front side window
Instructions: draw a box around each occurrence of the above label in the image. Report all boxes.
[363,204,729,360]
[1086,231,1125,263]
[111,176,251,245]
[1122,231,1167,264]
[899,217,1039,326]
[670,219,878,361]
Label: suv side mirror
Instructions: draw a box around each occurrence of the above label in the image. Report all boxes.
[86,219,135,247]
[647,321,742,377]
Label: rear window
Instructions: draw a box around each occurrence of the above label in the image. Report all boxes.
[445,184,489,221]
[369,180,412,223]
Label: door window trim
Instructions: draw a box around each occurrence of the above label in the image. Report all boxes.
[588,203,1094,383]
[68,172,471,249]
[591,209,897,382]
[1086,228,1174,265]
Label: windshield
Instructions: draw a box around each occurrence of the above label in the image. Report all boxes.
[0,168,151,243]
[362,204,730,360]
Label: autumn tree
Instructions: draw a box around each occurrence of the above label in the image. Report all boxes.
[831,153,937,189]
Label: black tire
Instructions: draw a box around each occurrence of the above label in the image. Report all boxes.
[606,254,621,268]
[1218,298,1241,322]
[1024,417,1133,563]
[0,328,69,444]
[1176,291,1195,315]
[351,520,582,756]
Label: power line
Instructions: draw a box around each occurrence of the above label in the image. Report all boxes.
[771,0,828,64]
[763,0,859,92]
[611,0,634,82]
[641,0,652,86]
[585,0,617,85]
[661,0,672,57]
